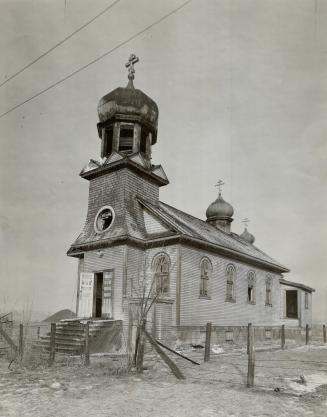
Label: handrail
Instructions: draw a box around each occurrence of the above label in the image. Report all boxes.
[0,312,13,321]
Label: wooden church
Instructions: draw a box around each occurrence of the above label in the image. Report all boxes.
[67,55,314,340]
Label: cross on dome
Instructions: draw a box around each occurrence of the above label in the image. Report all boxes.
[242,218,250,228]
[215,179,225,195]
[125,54,139,87]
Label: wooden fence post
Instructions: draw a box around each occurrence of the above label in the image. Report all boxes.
[281,325,285,350]
[84,322,90,366]
[49,323,56,366]
[204,322,212,362]
[305,324,309,345]
[37,326,40,339]
[143,329,185,380]
[19,324,24,359]
[247,323,255,387]
[323,325,326,344]
[247,323,250,354]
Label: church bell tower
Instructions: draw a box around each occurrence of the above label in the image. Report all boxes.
[97,54,158,165]
[67,55,169,258]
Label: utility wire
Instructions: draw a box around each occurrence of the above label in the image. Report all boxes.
[0,0,192,120]
[0,0,120,88]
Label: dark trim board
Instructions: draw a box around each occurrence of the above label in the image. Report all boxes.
[68,234,289,274]
[80,157,169,186]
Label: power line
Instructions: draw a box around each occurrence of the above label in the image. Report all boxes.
[0,0,120,89]
[0,0,192,120]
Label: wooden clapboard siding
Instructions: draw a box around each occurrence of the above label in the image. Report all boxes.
[301,291,312,327]
[76,257,84,315]
[179,246,283,326]
[79,240,311,329]
[143,208,169,234]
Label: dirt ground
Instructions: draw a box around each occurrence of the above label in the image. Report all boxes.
[1,345,327,417]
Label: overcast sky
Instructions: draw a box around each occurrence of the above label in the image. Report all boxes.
[0,0,326,321]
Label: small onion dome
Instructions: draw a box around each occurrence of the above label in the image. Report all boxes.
[97,85,159,143]
[206,193,234,220]
[240,227,255,244]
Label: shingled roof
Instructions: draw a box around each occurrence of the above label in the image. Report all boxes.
[139,198,289,273]
[68,194,289,273]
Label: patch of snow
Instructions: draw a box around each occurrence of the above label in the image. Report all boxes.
[288,373,327,393]
[292,344,327,352]
[50,382,61,390]
[211,345,224,354]
[82,385,93,390]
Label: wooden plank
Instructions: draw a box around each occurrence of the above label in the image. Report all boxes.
[84,322,90,366]
[127,305,134,366]
[49,323,56,366]
[0,323,18,352]
[175,244,182,326]
[156,339,200,365]
[122,245,128,297]
[204,322,212,362]
[281,324,285,350]
[143,329,185,380]
[305,324,309,345]
[19,324,24,358]
[247,323,255,387]
[112,122,120,151]
[247,323,250,354]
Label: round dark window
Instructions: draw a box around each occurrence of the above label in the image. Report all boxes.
[94,206,115,233]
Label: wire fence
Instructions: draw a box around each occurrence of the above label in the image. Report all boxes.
[140,321,327,392]
[1,316,327,393]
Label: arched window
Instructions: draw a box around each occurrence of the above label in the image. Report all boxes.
[305,292,309,309]
[265,276,272,306]
[226,264,236,301]
[200,258,212,297]
[247,271,256,304]
[153,254,170,295]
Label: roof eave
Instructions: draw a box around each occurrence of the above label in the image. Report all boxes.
[80,158,169,186]
[67,233,289,273]
[280,278,315,293]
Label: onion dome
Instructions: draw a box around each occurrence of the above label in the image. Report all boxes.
[240,227,255,244]
[206,192,234,220]
[206,184,234,233]
[97,54,158,143]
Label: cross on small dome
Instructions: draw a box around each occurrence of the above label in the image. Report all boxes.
[206,179,234,224]
[240,218,255,244]
[242,218,250,228]
[125,54,139,88]
[215,179,225,195]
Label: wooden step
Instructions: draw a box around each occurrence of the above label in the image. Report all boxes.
[38,338,84,347]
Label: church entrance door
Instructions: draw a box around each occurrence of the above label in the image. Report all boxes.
[78,272,94,318]
[92,270,114,319]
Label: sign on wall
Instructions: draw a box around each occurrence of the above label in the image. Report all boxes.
[78,273,94,318]
[102,271,114,318]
